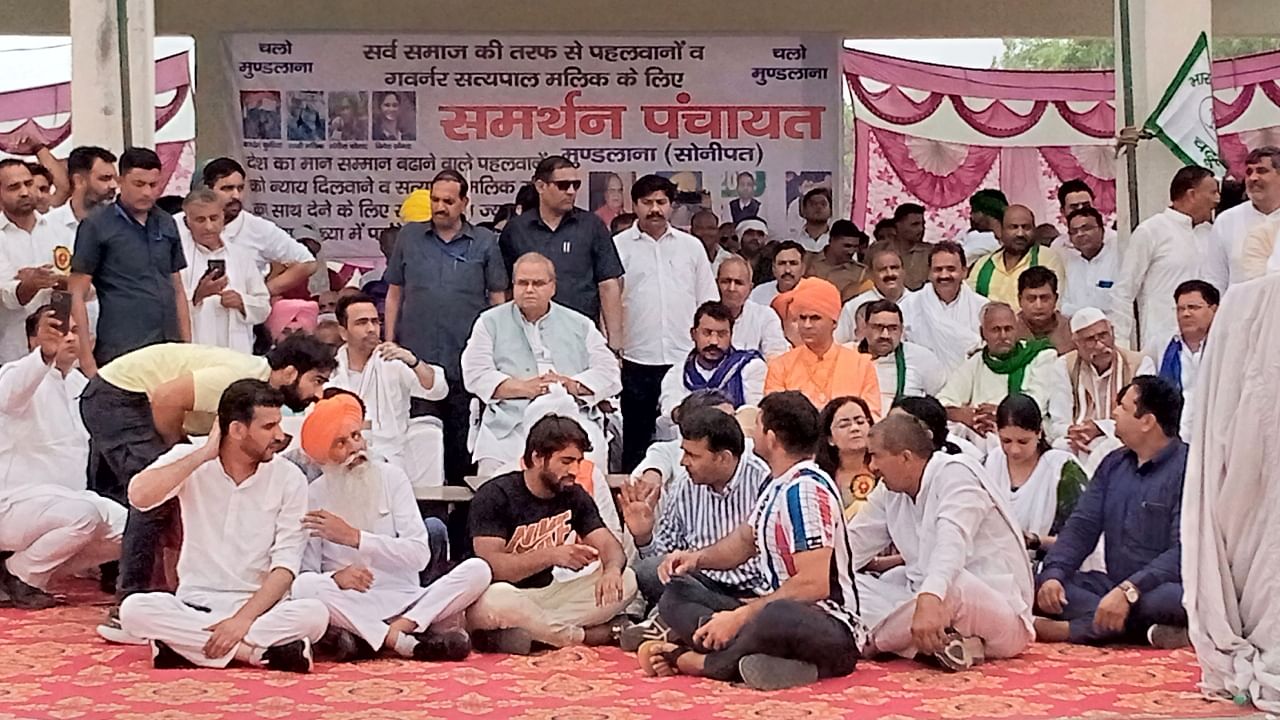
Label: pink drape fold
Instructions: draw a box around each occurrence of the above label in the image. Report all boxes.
[872,127,999,209]
[851,80,944,125]
[1053,101,1115,139]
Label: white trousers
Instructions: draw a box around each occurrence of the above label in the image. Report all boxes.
[0,487,126,589]
[866,570,1033,660]
[119,592,329,668]
[293,558,491,649]
[383,418,445,491]
[466,566,637,647]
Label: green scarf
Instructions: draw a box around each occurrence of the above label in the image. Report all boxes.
[975,244,1039,298]
[893,343,906,401]
[982,337,1053,394]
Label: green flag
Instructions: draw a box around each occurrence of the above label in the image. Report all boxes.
[1143,32,1226,175]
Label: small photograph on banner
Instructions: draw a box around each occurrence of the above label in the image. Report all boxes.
[241,90,282,140]
[328,91,369,142]
[371,89,418,143]
[588,171,635,228]
[287,90,327,142]
[720,170,767,224]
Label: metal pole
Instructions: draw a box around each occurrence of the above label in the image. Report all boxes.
[116,0,134,148]
[1119,0,1140,230]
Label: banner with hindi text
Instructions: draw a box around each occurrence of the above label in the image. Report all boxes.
[224,32,841,262]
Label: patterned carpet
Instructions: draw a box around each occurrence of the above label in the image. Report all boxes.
[0,583,1254,720]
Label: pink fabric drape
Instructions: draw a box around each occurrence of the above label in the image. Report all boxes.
[1000,147,1056,224]
[850,80,944,125]
[1039,146,1117,215]
[1052,101,1115,139]
[950,97,1048,138]
[872,127,1000,209]
[1214,85,1257,129]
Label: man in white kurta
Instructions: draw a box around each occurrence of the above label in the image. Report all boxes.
[119,381,329,671]
[940,303,1071,444]
[1060,208,1121,318]
[1205,147,1280,290]
[1057,308,1155,472]
[715,256,790,358]
[0,160,62,363]
[291,393,490,661]
[462,253,621,476]
[1155,281,1218,442]
[900,241,986,376]
[851,415,1034,667]
[836,243,916,344]
[0,308,124,605]
[177,190,271,353]
[1110,168,1220,356]
[329,292,448,491]
[856,299,945,411]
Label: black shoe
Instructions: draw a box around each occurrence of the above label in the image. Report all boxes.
[98,562,119,595]
[737,654,819,691]
[151,640,197,669]
[262,638,314,673]
[412,629,472,662]
[0,563,57,610]
[1147,624,1191,649]
[471,628,534,655]
[314,626,363,662]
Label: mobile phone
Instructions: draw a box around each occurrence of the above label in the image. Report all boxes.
[50,289,72,332]
[205,259,227,278]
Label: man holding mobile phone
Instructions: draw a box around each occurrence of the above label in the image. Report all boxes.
[177,189,271,353]
[0,159,64,363]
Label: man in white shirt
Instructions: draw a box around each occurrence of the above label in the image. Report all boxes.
[747,240,804,308]
[178,189,271,353]
[836,243,915,344]
[715,256,789,359]
[0,308,124,608]
[940,302,1071,444]
[900,241,986,375]
[186,158,317,295]
[462,252,621,476]
[1156,280,1218,442]
[614,174,718,471]
[1060,207,1120,317]
[1058,308,1155,471]
[330,292,448,491]
[795,187,833,253]
[1111,166,1220,356]
[1207,146,1280,289]
[119,380,330,671]
[1050,179,1114,257]
[852,414,1034,669]
[0,159,63,363]
[41,146,118,338]
[292,393,490,661]
[856,299,945,411]
[658,301,766,419]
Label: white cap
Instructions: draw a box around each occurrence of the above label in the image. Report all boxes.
[1069,307,1109,334]
[735,218,768,236]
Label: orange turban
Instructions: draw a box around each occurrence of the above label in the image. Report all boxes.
[301,393,364,462]
[771,277,841,323]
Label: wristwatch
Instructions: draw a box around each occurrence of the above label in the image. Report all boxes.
[1119,580,1140,604]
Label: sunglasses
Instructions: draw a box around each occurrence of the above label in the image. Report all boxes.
[550,179,582,191]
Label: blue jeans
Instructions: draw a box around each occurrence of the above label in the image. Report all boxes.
[1045,570,1186,645]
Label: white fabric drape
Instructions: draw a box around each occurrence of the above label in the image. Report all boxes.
[1183,274,1280,712]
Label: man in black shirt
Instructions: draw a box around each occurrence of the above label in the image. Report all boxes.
[498,156,624,344]
[466,414,636,654]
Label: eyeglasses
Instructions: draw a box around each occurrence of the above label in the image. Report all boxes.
[551,180,582,191]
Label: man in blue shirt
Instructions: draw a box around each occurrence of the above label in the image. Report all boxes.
[1035,375,1189,648]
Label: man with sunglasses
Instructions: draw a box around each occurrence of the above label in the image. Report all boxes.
[498,156,624,348]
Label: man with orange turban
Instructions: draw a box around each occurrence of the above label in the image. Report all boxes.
[292,391,491,662]
[764,277,882,416]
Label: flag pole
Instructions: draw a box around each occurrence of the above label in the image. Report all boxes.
[1118,0,1141,231]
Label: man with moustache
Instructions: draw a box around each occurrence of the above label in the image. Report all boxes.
[715,256,790,359]
[292,392,491,662]
[734,218,772,286]
[1209,147,1280,289]
[900,241,986,375]
[749,240,805,307]
[0,159,63,362]
[836,243,915,344]
[118,380,329,672]
[858,300,946,411]
[969,204,1068,311]
[659,301,766,418]
[466,414,637,654]
[804,220,872,303]
[613,174,718,471]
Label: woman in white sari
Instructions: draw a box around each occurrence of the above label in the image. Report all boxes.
[985,393,1088,560]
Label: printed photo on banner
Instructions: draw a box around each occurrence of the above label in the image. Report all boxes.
[371,90,417,141]
[328,91,369,141]
[784,170,832,238]
[722,170,766,224]
[659,170,709,228]
[287,91,327,141]
[241,90,282,140]
[589,171,634,227]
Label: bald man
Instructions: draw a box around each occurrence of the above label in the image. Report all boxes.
[292,392,491,662]
[969,205,1068,311]
[851,414,1034,670]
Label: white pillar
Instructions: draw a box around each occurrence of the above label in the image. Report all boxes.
[1113,0,1213,232]
[69,0,155,150]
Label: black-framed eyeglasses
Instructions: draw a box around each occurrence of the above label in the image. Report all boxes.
[551,180,582,191]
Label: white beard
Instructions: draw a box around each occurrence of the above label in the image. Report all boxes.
[322,453,382,533]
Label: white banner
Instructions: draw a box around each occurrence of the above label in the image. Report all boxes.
[224,33,841,261]
[1143,31,1226,176]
